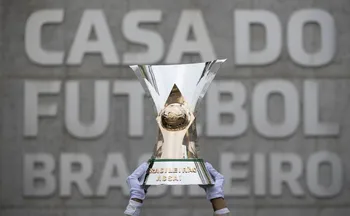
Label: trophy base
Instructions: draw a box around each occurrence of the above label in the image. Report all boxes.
[144,159,214,186]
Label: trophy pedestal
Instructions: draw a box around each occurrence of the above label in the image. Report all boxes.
[144,159,214,185]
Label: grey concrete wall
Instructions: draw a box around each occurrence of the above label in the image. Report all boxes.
[1,0,350,216]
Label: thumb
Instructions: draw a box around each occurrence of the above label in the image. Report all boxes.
[205,162,222,179]
[130,162,149,178]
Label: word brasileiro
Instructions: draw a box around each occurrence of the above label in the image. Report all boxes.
[23,151,343,198]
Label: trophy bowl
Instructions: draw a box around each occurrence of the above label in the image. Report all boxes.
[160,103,191,131]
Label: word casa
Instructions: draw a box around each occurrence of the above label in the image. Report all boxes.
[149,167,197,174]
[25,9,335,66]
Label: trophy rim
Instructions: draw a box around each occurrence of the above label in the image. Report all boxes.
[130,58,227,68]
[129,59,227,114]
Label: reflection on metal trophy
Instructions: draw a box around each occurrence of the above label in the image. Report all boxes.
[130,59,226,185]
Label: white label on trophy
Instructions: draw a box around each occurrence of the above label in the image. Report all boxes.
[146,161,205,185]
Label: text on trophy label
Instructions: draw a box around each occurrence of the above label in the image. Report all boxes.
[156,175,182,182]
[149,167,197,174]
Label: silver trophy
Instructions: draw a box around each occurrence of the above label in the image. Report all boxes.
[130,59,226,185]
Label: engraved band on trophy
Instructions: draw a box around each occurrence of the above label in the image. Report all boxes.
[130,59,226,185]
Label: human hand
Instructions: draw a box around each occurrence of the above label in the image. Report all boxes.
[124,162,149,216]
[126,162,149,201]
[201,162,225,200]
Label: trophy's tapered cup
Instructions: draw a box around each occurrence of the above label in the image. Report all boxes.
[130,59,226,186]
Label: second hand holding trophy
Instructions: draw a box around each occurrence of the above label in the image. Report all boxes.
[130,59,226,186]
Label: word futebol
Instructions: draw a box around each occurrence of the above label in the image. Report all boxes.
[23,79,341,138]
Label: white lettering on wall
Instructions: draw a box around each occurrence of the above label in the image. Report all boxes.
[307,151,343,197]
[206,81,248,137]
[252,80,299,138]
[22,152,344,198]
[60,154,93,197]
[220,153,250,196]
[25,9,337,66]
[23,154,56,196]
[24,80,61,137]
[113,81,145,137]
[235,10,282,65]
[122,10,164,64]
[25,10,64,65]
[254,154,266,196]
[23,80,342,138]
[304,80,340,136]
[65,80,110,138]
[270,153,304,196]
[288,9,336,66]
[96,153,130,196]
[165,10,217,63]
[67,10,119,65]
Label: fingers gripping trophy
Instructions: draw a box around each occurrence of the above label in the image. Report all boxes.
[130,59,226,186]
